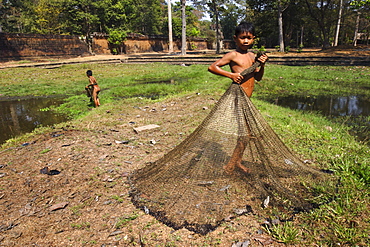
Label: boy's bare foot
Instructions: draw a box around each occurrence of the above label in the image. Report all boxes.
[224,162,250,174]
[236,163,251,173]
[223,164,235,175]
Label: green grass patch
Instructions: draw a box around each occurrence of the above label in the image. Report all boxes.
[115,212,140,229]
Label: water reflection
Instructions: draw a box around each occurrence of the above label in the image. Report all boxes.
[0,97,68,145]
[271,95,370,143]
[273,95,369,117]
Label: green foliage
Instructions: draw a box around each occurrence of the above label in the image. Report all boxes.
[111,195,125,203]
[350,0,370,8]
[107,29,128,54]
[70,222,91,229]
[1,0,166,36]
[297,44,304,53]
[188,27,200,37]
[264,221,299,244]
[259,46,266,51]
[32,0,64,34]
[39,107,51,112]
[190,42,198,50]
[107,29,127,45]
[198,20,215,42]
[0,0,367,49]
[171,2,201,38]
[115,213,139,229]
[40,148,51,154]
[128,0,164,35]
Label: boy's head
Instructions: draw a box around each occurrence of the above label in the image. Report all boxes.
[235,22,255,37]
[233,22,256,50]
[86,70,93,77]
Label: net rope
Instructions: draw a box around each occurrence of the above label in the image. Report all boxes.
[129,71,333,235]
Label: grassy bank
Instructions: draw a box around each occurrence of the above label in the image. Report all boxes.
[0,63,369,245]
[1,63,369,116]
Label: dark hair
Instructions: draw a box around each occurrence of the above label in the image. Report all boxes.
[235,22,255,36]
[86,70,93,76]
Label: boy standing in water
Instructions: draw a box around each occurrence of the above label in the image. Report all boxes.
[85,70,101,107]
[208,22,268,174]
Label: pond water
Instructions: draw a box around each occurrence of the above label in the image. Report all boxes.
[269,95,370,143]
[0,97,68,145]
[271,95,370,117]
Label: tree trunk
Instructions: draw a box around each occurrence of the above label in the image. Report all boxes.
[334,0,343,46]
[300,26,304,46]
[353,10,360,46]
[214,0,221,54]
[167,0,174,53]
[278,1,285,52]
[181,0,186,55]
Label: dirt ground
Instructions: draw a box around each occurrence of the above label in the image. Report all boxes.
[1,92,286,247]
[0,46,369,246]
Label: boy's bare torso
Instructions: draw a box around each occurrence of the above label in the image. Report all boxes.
[228,50,256,74]
[88,76,97,85]
[88,76,100,91]
[228,50,256,97]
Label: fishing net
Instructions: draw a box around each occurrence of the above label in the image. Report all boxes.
[129,62,334,235]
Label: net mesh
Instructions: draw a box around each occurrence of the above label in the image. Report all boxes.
[129,82,333,235]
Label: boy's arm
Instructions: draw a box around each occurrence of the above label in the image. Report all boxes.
[208,53,243,83]
[254,54,268,81]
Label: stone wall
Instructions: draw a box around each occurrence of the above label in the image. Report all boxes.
[223,40,235,49]
[0,32,224,61]
[92,33,213,54]
[92,36,111,55]
[0,33,90,61]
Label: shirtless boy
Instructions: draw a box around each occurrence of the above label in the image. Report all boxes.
[86,70,101,107]
[208,22,268,174]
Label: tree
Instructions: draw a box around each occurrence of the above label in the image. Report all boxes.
[167,0,174,53]
[283,1,308,48]
[213,0,221,53]
[181,0,186,55]
[107,29,127,54]
[334,0,344,46]
[0,0,35,33]
[247,0,289,52]
[32,0,64,34]
[3,0,368,51]
[277,0,289,52]
[219,2,241,41]
[130,0,165,35]
[305,0,339,48]
[0,0,8,32]
[353,9,361,45]
[172,1,200,37]
[350,0,370,45]
[99,0,136,33]
[193,0,233,53]
[60,0,100,51]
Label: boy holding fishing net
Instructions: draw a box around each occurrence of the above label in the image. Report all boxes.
[208,22,268,174]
